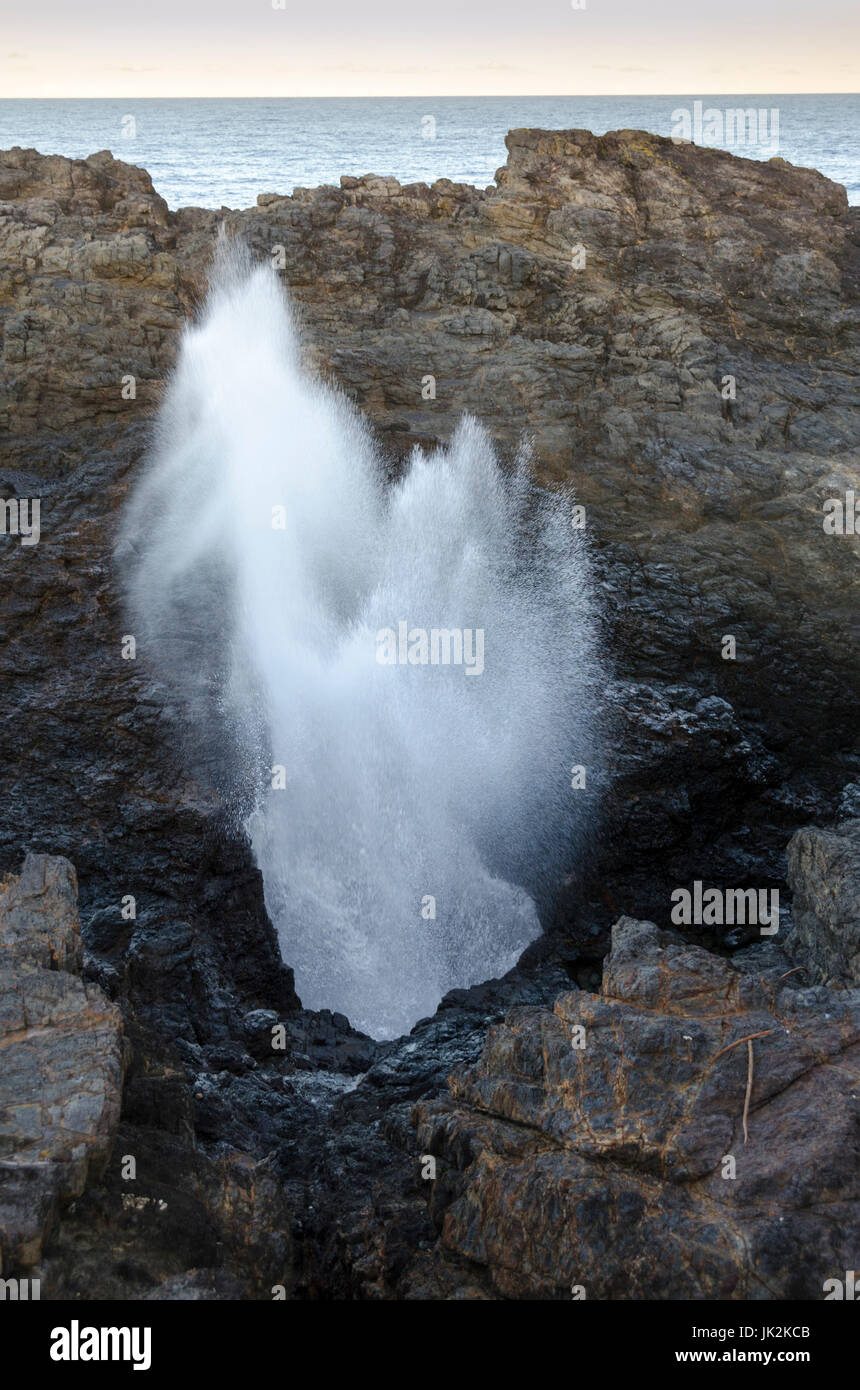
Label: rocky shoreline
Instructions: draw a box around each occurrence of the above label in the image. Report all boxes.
[0,129,858,1298]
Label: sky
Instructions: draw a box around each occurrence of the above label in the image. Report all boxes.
[1,0,857,97]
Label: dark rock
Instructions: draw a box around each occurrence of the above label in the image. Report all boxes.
[1,130,859,1298]
[787,819,860,985]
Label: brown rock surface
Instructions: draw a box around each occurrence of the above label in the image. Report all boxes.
[0,853,124,1271]
[1,134,858,825]
[0,851,295,1297]
[0,130,857,903]
[1,130,859,1299]
[413,917,860,1298]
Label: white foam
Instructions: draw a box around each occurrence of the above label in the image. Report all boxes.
[122,243,603,1038]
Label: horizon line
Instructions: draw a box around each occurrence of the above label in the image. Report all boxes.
[1,91,858,101]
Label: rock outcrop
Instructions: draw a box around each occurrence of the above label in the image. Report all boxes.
[2,132,858,768]
[1,130,858,913]
[412,917,860,1299]
[787,819,860,986]
[0,854,124,1270]
[0,130,858,1298]
[1,129,857,908]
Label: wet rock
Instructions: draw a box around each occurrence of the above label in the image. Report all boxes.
[1,136,857,918]
[1,131,859,1297]
[412,917,860,1298]
[787,819,860,985]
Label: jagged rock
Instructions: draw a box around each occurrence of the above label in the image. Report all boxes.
[553,679,788,949]
[40,1118,296,1300]
[0,853,82,972]
[412,917,860,1299]
[0,854,124,1271]
[1,132,859,1297]
[0,130,858,917]
[787,819,860,985]
[0,131,856,968]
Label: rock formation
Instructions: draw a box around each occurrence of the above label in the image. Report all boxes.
[0,854,123,1271]
[413,918,860,1299]
[787,818,860,986]
[0,129,858,1297]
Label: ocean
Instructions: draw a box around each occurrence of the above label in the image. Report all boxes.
[0,94,857,210]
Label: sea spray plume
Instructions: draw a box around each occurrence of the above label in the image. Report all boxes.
[121,242,604,1038]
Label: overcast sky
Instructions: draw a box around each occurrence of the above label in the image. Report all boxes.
[1,0,857,96]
